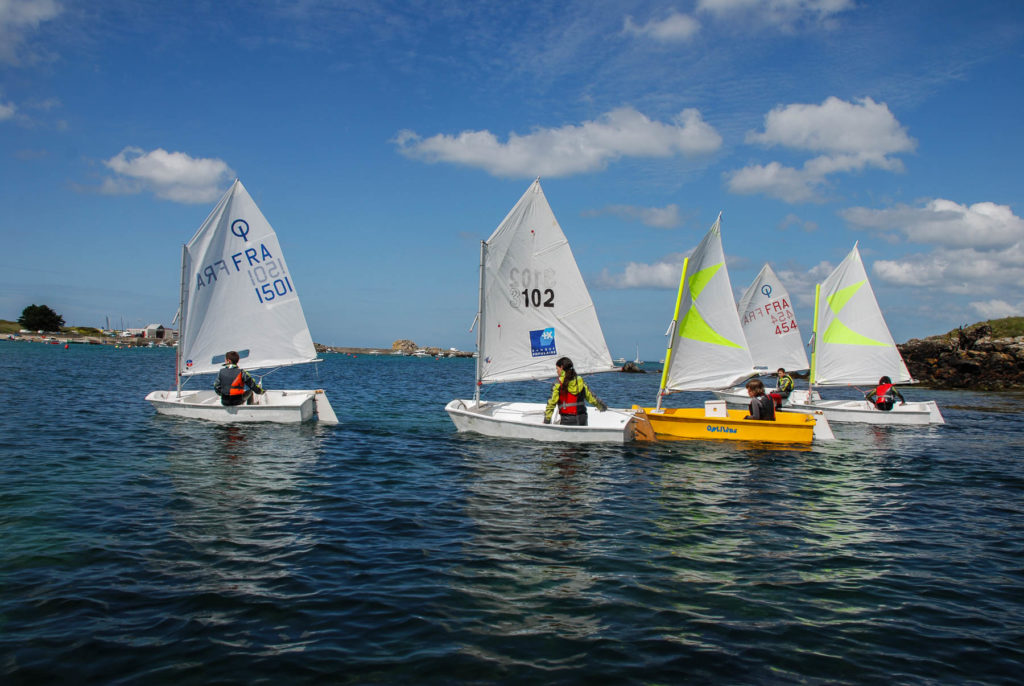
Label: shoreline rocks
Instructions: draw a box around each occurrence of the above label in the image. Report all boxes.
[898,335,1024,390]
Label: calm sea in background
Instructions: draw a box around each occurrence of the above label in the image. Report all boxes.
[2,341,1022,684]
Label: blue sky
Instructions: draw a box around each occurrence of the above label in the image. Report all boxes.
[2,0,1023,358]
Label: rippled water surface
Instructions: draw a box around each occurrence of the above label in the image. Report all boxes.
[2,342,1022,684]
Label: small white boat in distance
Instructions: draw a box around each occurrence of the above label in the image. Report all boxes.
[788,243,943,425]
[445,179,641,443]
[145,179,337,425]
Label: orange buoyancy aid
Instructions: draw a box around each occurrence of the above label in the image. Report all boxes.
[229,370,247,396]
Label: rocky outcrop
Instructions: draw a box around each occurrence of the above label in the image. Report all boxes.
[898,335,1024,390]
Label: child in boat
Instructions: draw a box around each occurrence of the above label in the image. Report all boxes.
[744,378,776,421]
[865,375,906,411]
[543,357,607,426]
[769,368,795,410]
[214,350,265,406]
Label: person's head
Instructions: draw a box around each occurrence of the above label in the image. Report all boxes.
[777,368,786,376]
[878,375,892,385]
[225,350,240,365]
[746,378,765,396]
[556,357,576,386]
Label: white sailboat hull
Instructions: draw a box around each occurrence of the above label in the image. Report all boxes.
[711,385,821,406]
[145,389,338,424]
[784,390,944,425]
[445,400,637,443]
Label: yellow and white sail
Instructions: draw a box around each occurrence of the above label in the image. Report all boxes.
[660,214,755,395]
[810,243,911,386]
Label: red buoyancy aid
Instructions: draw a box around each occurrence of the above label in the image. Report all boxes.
[558,381,586,415]
[874,383,895,407]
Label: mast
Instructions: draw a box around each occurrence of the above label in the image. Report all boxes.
[473,239,486,405]
[175,244,188,396]
[656,256,689,411]
[809,282,821,389]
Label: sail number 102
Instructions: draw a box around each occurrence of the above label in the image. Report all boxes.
[521,288,554,308]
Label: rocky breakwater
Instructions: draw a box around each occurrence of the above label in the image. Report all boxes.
[899,330,1024,390]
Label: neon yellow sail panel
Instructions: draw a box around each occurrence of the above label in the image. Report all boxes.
[688,263,721,301]
[812,244,912,386]
[678,306,744,348]
[663,215,755,392]
[738,263,809,372]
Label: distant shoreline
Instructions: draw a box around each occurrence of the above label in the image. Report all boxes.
[2,334,477,357]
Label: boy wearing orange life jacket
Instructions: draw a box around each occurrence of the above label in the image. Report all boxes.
[214,350,265,406]
[543,357,607,426]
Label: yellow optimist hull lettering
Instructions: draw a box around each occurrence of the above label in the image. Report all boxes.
[632,406,816,444]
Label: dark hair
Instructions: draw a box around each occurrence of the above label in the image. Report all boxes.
[556,356,576,390]
[777,368,786,374]
[226,350,240,364]
[879,375,892,384]
[746,378,765,395]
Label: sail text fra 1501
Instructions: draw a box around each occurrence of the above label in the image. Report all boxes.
[145,179,338,424]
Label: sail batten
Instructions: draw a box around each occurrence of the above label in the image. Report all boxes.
[178,179,317,377]
[476,180,615,386]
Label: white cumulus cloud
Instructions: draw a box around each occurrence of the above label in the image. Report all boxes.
[394,107,722,178]
[872,242,1024,296]
[597,254,687,289]
[969,299,1024,320]
[842,199,1024,251]
[697,0,855,29]
[728,97,915,203]
[101,147,235,204]
[0,0,62,65]
[623,11,700,42]
[0,100,15,120]
[747,96,914,157]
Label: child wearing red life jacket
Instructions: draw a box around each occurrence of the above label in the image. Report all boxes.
[543,357,607,426]
[865,375,906,411]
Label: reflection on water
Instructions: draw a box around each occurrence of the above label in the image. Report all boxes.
[1,344,1022,683]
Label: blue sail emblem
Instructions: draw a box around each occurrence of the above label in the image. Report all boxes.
[530,327,557,357]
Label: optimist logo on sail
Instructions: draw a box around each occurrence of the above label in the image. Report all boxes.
[530,327,557,357]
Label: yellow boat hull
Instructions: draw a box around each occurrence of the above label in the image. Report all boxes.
[634,406,816,444]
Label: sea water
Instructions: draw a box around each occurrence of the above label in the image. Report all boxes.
[1,342,1022,684]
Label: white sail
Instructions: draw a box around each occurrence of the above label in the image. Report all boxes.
[738,263,809,372]
[811,243,911,386]
[178,179,317,376]
[662,215,755,392]
[477,179,615,385]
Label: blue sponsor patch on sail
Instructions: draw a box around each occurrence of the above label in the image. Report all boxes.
[530,327,557,357]
[211,349,250,365]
